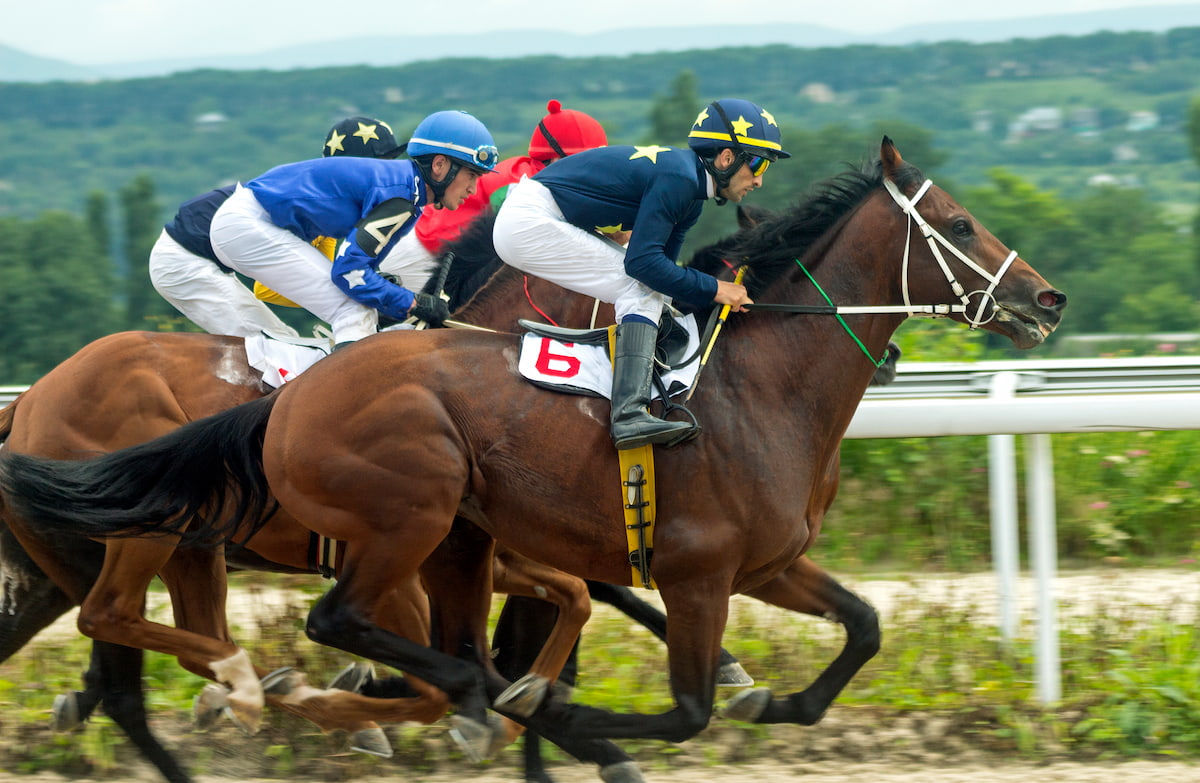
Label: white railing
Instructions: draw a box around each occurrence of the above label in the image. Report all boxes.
[850,356,1200,704]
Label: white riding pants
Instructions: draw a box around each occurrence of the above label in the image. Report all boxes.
[211,185,378,344]
[493,177,666,324]
[378,229,437,295]
[148,229,298,338]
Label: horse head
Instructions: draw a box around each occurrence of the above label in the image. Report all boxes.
[878,137,1066,349]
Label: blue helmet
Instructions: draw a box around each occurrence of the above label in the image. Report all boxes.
[406,110,499,174]
[687,99,790,161]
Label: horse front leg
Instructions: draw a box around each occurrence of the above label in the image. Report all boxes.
[725,555,880,725]
[524,573,730,745]
[585,581,752,686]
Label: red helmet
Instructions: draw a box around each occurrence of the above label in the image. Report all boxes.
[527,100,607,161]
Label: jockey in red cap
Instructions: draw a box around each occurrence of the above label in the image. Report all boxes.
[377,100,608,294]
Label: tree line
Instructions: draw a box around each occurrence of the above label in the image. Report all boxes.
[1,93,1196,382]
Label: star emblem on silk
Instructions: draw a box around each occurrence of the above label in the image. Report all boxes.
[354,123,380,143]
[596,224,625,234]
[692,108,709,127]
[342,269,368,288]
[629,146,672,164]
[760,109,778,126]
[325,130,347,155]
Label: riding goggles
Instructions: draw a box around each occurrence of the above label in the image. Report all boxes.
[740,152,771,177]
[407,137,500,171]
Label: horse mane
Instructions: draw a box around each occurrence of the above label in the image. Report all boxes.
[687,154,926,301]
[438,210,505,311]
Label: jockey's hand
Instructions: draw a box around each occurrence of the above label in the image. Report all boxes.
[409,292,451,328]
[714,281,753,312]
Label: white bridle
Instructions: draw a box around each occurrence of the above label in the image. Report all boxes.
[884,177,1019,328]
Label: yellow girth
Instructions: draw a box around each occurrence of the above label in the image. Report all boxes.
[609,325,658,589]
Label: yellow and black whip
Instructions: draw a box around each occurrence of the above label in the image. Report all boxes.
[684,266,746,403]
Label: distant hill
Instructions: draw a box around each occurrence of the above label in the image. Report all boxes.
[6,5,1200,83]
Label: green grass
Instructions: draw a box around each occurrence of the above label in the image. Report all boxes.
[3,580,1196,778]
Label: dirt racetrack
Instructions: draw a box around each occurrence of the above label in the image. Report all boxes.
[0,758,1196,783]
[4,567,1198,783]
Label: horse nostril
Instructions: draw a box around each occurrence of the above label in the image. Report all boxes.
[1038,290,1066,310]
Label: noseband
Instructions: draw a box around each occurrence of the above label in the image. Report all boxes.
[883,177,1018,328]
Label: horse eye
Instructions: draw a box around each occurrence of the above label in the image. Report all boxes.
[951,218,973,238]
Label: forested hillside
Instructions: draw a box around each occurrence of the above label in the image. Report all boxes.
[4,27,1200,218]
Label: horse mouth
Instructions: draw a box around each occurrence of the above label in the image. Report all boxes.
[994,305,1057,349]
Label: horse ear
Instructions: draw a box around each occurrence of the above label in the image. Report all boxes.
[736,204,772,230]
[880,136,903,178]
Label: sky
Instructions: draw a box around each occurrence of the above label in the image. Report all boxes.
[4,0,1200,65]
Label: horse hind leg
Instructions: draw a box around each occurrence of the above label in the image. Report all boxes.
[725,555,880,725]
[89,641,193,783]
[77,539,265,733]
[158,548,392,754]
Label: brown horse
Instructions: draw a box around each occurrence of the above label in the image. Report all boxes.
[0,273,616,733]
[0,140,1065,782]
[0,208,817,780]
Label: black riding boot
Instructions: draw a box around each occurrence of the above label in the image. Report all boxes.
[610,321,697,449]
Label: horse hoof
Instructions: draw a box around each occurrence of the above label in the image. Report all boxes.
[51,693,82,732]
[329,661,375,693]
[484,712,512,759]
[349,727,393,758]
[224,690,264,736]
[716,661,755,687]
[448,714,494,763]
[193,684,231,731]
[493,673,550,718]
[260,667,301,696]
[722,687,772,723]
[600,760,646,783]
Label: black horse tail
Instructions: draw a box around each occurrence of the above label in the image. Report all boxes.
[0,394,279,548]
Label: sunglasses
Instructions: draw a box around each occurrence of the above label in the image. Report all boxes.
[741,153,771,177]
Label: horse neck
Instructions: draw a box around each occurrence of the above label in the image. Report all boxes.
[707,195,908,438]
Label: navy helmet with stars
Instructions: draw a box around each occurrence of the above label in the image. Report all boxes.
[687,98,790,161]
[323,116,403,159]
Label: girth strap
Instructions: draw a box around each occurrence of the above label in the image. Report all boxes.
[307,532,339,579]
[619,449,657,590]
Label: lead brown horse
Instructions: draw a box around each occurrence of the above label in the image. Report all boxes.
[0,140,1065,782]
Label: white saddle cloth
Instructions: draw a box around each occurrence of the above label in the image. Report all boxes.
[517,314,702,400]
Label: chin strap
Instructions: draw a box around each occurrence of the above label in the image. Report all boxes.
[414,157,463,209]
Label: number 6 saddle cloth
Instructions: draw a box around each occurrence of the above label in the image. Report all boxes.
[517,312,701,400]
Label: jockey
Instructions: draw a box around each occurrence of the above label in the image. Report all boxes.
[209,110,498,346]
[149,116,403,338]
[377,99,607,295]
[493,98,788,450]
